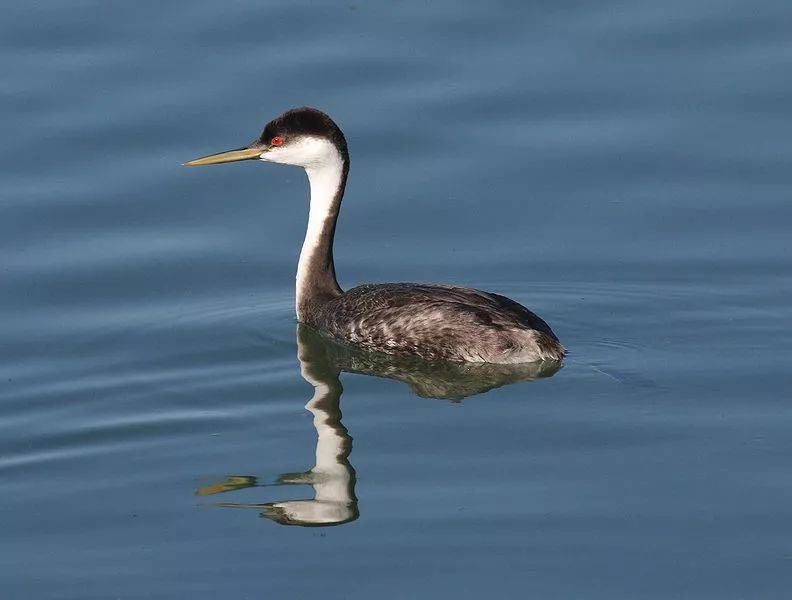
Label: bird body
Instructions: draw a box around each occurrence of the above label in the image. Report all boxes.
[309,283,563,363]
[185,107,565,364]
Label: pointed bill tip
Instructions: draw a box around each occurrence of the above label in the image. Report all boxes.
[183,146,263,166]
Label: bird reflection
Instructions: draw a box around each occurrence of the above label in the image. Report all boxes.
[195,325,561,527]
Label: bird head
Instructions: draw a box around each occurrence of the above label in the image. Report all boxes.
[184,107,347,170]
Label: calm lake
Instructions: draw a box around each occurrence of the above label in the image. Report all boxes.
[2,1,791,598]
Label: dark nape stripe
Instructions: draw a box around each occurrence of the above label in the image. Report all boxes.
[297,147,350,322]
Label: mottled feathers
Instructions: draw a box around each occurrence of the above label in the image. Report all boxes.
[305,283,566,364]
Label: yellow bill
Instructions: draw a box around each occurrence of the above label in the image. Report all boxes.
[183,146,262,166]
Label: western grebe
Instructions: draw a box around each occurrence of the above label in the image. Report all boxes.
[185,107,565,363]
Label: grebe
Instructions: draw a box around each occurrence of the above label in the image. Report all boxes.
[185,107,565,363]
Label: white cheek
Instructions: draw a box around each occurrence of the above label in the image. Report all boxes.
[259,147,287,164]
[260,137,339,168]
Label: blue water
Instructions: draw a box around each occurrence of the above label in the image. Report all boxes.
[2,1,792,598]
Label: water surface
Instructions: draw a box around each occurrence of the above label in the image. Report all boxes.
[1,1,791,598]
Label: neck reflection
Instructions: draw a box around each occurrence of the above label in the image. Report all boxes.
[196,325,561,527]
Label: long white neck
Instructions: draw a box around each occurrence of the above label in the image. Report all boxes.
[294,141,346,321]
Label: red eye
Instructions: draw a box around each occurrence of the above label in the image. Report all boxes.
[271,136,284,146]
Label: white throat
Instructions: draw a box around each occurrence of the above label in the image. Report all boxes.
[293,138,346,317]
